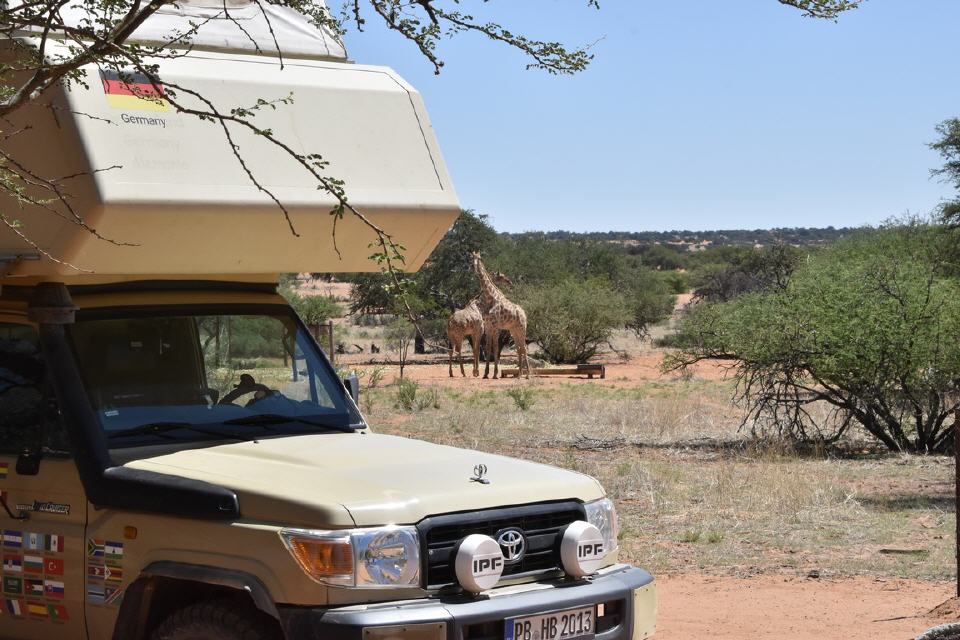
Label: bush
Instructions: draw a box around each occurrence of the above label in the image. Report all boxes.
[668,223,960,453]
[394,379,440,411]
[395,378,418,411]
[691,244,802,303]
[521,277,631,364]
[506,387,536,411]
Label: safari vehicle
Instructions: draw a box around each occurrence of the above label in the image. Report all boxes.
[0,3,656,639]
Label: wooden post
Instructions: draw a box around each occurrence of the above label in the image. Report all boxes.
[326,321,335,366]
[307,322,334,365]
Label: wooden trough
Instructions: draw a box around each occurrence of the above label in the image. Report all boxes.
[499,364,606,379]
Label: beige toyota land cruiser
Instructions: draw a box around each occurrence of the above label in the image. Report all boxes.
[0,2,656,638]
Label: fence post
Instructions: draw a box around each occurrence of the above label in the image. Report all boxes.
[307,321,336,365]
[326,321,335,366]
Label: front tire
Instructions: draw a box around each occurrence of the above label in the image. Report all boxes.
[151,599,281,640]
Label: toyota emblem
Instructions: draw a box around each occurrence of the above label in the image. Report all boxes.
[496,528,526,564]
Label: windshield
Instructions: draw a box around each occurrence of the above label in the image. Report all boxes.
[67,308,361,447]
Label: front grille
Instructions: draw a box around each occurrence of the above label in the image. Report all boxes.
[417,501,586,588]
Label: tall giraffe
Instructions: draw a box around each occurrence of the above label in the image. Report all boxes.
[446,299,484,377]
[444,271,511,377]
[471,252,530,379]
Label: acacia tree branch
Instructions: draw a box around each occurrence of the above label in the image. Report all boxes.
[776,0,863,20]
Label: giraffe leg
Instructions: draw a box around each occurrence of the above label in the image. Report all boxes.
[458,339,466,377]
[492,331,502,379]
[483,330,492,379]
[512,329,530,379]
[471,332,480,377]
[448,337,454,377]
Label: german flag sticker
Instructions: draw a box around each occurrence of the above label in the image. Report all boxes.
[100,70,169,112]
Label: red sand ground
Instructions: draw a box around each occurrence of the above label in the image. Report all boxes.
[336,351,728,389]
[657,575,955,639]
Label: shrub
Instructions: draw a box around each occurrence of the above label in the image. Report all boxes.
[668,223,960,453]
[521,277,631,364]
[394,379,439,411]
[366,365,386,389]
[416,387,441,411]
[506,387,536,411]
[395,378,419,411]
[691,244,802,303]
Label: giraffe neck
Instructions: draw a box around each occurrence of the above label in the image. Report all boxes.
[476,259,505,307]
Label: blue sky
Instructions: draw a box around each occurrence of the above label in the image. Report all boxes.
[345,1,960,233]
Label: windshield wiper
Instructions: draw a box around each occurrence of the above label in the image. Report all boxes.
[106,421,257,442]
[222,414,356,433]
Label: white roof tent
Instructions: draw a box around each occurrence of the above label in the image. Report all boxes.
[0,1,459,281]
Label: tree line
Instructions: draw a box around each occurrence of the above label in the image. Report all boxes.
[665,119,960,454]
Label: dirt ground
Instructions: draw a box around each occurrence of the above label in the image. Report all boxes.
[657,575,954,639]
[335,349,729,389]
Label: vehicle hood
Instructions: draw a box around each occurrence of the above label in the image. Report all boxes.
[124,433,604,527]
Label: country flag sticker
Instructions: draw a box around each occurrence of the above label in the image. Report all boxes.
[104,541,124,562]
[2,530,22,548]
[105,565,123,583]
[87,539,104,558]
[104,585,124,606]
[44,557,64,576]
[5,598,23,616]
[22,555,42,574]
[25,532,43,551]
[44,580,65,600]
[48,603,69,622]
[24,578,43,597]
[27,600,47,618]
[87,580,105,604]
[46,534,64,553]
[2,555,22,573]
[0,462,8,480]
[100,69,170,112]
[2,576,22,596]
[88,564,106,579]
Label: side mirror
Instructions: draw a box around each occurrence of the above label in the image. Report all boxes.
[343,374,360,405]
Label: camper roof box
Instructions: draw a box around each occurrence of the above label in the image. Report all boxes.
[0,36,459,280]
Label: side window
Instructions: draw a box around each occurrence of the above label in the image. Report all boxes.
[0,323,45,453]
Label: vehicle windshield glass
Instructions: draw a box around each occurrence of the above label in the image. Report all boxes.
[67,309,361,446]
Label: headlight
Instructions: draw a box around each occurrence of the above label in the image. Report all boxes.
[584,497,619,554]
[280,526,421,588]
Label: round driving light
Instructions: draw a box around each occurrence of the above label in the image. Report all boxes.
[560,521,606,577]
[454,534,504,593]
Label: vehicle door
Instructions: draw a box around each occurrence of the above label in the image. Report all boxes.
[0,320,86,638]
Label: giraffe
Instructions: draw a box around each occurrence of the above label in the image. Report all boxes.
[446,299,484,377]
[471,252,530,379]
[444,271,510,377]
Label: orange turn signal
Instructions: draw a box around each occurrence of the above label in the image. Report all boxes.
[282,533,354,584]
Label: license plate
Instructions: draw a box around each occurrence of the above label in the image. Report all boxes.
[504,606,595,640]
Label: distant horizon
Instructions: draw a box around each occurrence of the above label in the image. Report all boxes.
[488,223,859,235]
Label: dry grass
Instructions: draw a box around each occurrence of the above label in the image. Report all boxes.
[364,379,956,581]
